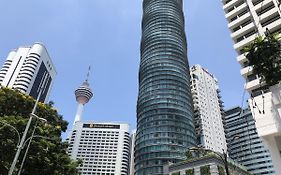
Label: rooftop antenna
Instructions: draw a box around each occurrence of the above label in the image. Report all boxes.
[86,65,91,82]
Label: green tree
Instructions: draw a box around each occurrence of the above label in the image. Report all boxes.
[218,165,226,175]
[0,87,80,175]
[200,165,211,175]
[186,168,194,175]
[244,33,281,86]
[185,150,194,159]
[185,149,209,160]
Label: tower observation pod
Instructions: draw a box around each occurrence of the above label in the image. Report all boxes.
[74,68,93,124]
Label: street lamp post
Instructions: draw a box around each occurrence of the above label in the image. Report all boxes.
[17,135,55,175]
[1,114,49,175]
[0,120,21,147]
[17,118,48,175]
[8,74,48,175]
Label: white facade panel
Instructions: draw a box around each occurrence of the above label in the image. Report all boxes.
[129,131,136,175]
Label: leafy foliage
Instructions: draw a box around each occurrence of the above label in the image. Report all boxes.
[186,168,194,175]
[171,172,180,175]
[200,165,211,175]
[218,165,226,175]
[244,33,281,86]
[185,149,210,160]
[185,150,194,159]
[0,87,80,175]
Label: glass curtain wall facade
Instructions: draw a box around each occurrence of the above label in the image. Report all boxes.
[135,0,196,174]
[224,107,275,175]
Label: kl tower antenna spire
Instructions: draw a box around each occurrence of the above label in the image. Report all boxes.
[86,66,91,82]
[74,66,93,124]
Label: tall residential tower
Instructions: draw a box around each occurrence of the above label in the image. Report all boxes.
[222,0,281,173]
[190,65,227,154]
[0,43,56,102]
[135,0,196,174]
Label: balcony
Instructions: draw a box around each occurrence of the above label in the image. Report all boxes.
[231,22,255,40]
[228,12,251,31]
[222,0,232,6]
[236,54,247,64]
[259,8,278,24]
[223,0,238,11]
[226,3,247,20]
[253,0,273,11]
[234,33,256,51]
[262,18,281,33]
[245,79,261,92]
[240,66,253,77]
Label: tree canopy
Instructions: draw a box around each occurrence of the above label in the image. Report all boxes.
[0,87,80,175]
[244,33,281,87]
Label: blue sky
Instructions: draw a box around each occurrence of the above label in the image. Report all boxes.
[0,1,245,132]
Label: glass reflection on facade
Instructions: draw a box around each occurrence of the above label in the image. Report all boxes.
[135,0,196,174]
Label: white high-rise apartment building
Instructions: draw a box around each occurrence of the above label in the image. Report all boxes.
[0,43,56,102]
[190,65,227,154]
[222,0,281,174]
[67,122,130,175]
[222,0,281,93]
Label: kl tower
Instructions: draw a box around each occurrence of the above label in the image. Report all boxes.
[73,67,93,124]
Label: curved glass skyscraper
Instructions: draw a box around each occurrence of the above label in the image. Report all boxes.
[135,0,196,174]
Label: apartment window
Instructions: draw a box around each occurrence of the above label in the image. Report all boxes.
[227,0,244,13]
[236,29,256,42]
[224,0,232,5]
[256,2,275,16]
[261,13,280,27]
[252,0,263,6]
